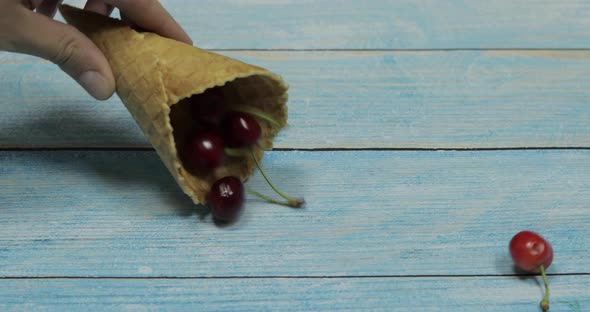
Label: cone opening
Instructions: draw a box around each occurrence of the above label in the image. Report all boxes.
[168,74,288,201]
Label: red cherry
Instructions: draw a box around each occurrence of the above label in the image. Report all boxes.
[509,230,553,272]
[208,176,245,222]
[190,93,225,126]
[509,230,553,311]
[221,112,261,148]
[183,131,225,172]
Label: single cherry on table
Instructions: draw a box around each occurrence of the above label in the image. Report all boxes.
[509,230,554,311]
[509,230,553,272]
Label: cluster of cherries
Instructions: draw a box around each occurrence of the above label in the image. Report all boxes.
[509,230,553,311]
[181,92,304,223]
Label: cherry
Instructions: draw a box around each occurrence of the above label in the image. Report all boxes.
[190,91,225,127]
[509,230,553,311]
[221,112,261,148]
[183,131,225,172]
[509,230,553,272]
[208,176,245,222]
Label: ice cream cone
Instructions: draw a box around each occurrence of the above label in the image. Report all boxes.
[58,4,288,205]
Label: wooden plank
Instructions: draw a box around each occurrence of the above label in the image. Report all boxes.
[60,0,590,49]
[0,150,588,277]
[0,276,587,311]
[2,50,590,148]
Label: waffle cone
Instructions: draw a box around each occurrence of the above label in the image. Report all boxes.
[59,4,288,204]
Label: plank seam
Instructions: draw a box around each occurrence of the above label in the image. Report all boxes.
[2,147,590,152]
[0,273,588,279]
[209,48,590,52]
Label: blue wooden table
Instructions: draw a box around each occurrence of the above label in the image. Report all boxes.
[1,1,589,311]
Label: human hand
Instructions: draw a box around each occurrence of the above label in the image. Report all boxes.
[0,0,192,100]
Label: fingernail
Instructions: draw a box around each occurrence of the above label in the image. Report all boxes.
[77,71,112,100]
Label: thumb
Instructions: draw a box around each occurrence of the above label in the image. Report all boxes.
[16,9,115,100]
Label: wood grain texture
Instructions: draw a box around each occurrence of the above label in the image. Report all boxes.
[2,50,590,148]
[1,150,588,277]
[3,1,588,310]
[0,276,587,311]
[58,0,590,49]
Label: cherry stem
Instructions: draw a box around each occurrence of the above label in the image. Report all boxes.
[227,105,282,127]
[223,148,305,208]
[225,148,249,157]
[539,265,550,311]
[247,190,297,207]
[250,149,305,208]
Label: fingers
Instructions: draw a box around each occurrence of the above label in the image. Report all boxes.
[103,0,192,45]
[16,9,115,100]
[84,0,114,15]
[24,0,44,10]
[36,0,62,17]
